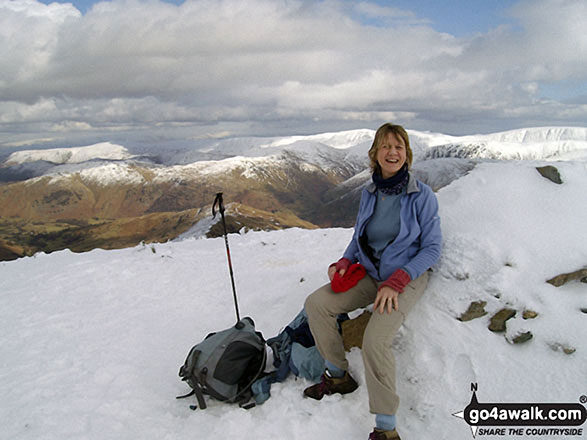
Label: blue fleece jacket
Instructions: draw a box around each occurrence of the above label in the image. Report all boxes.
[342,173,442,282]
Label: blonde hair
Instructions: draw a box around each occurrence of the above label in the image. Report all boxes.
[368,123,413,174]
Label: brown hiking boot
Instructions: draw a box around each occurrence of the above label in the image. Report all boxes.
[368,428,401,440]
[303,370,358,400]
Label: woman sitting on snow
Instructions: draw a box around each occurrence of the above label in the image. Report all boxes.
[303,123,442,440]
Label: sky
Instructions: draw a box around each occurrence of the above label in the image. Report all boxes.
[1,0,586,150]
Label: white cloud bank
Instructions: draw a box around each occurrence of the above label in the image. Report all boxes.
[1,0,586,148]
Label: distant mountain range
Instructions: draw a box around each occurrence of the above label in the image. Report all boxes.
[1,127,586,260]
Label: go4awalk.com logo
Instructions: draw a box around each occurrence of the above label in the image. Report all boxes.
[453,384,587,438]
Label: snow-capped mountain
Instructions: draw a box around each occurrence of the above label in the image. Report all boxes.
[0,126,586,260]
[418,127,587,161]
[3,126,587,183]
[5,142,133,166]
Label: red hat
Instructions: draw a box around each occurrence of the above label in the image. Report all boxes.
[331,263,367,293]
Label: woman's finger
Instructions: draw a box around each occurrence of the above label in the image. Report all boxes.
[392,294,399,311]
[375,294,385,314]
[328,266,336,281]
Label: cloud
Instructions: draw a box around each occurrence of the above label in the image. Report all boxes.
[0,0,585,147]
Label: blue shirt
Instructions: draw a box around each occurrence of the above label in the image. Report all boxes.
[343,173,442,281]
[364,189,404,262]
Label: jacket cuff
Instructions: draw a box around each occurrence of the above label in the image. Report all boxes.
[379,269,411,293]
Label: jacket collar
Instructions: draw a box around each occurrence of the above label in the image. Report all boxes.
[366,171,419,194]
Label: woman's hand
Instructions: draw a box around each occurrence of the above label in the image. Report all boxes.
[374,286,400,314]
[329,258,350,281]
[328,265,347,281]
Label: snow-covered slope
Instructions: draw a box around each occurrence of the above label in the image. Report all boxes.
[1,157,585,440]
[5,142,132,165]
[474,126,587,143]
[420,127,587,161]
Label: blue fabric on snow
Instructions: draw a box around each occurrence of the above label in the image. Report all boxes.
[252,308,348,404]
[290,342,324,382]
[252,309,324,404]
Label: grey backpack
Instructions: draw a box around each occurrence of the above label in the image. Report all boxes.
[177,317,266,409]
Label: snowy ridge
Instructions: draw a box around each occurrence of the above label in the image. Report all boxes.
[415,127,587,161]
[5,142,132,165]
[473,126,587,143]
[1,158,586,439]
[422,140,587,161]
[151,155,286,183]
[28,162,146,186]
[259,129,375,150]
[37,150,363,186]
[168,136,371,167]
[2,126,587,186]
[77,163,146,186]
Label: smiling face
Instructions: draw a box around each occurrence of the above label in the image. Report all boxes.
[376,133,407,179]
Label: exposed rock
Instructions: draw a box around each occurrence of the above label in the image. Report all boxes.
[522,310,539,320]
[549,342,576,355]
[457,301,488,322]
[0,240,27,261]
[341,311,371,351]
[488,308,516,332]
[546,268,587,287]
[510,331,533,344]
[536,165,563,184]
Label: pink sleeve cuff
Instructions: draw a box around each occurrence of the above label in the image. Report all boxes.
[379,269,411,293]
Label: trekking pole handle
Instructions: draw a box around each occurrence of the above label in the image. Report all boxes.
[212,192,224,217]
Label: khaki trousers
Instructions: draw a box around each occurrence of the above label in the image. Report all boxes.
[304,271,429,415]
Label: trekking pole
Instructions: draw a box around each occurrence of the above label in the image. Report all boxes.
[212,193,241,325]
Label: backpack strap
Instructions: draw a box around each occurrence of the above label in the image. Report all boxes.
[176,389,195,399]
[177,349,208,410]
[190,376,208,410]
[176,377,207,410]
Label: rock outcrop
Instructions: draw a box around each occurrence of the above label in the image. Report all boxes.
[457,301,488,322]
[547,268,587,287]
[488,308,517,332]
[536,165,563,184]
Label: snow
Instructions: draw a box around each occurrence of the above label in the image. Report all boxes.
[78,163,146,186]
[259,129,375,150]
[5,142,132,166]
[37,162,146,186]
[411,128,587,162]
[150,155,285,183]
[2,152,586,439]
